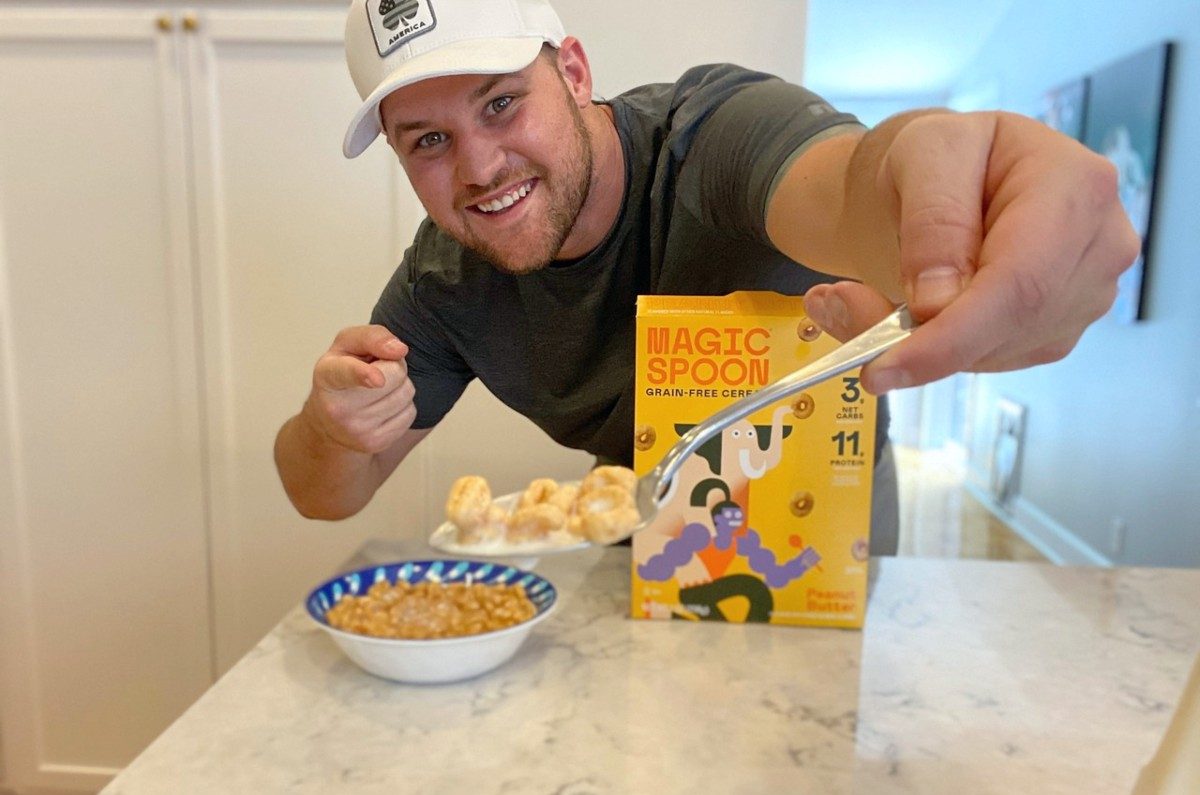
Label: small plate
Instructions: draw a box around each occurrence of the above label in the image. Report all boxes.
[428,485,593,559]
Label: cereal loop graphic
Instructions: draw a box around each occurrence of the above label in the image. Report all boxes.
[851,537,869,561]
[634,424,657,451]
[790,391,815,419]
[797,318,822,342]
[789,490,815,518]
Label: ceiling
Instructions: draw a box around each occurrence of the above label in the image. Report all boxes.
[804,0,1016,98]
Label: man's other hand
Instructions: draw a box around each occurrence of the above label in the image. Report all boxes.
[304,325,417,454]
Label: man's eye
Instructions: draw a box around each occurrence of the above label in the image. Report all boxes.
[488,95,514,114]
[416,131,447,149]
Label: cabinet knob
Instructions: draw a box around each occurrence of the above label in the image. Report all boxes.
[156,15,173,31]
[183,13,199,32]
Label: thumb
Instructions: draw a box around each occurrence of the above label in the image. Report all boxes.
[332,324,408,361]
[315,356,388,391]
[885,113,990,321]
[804,282,895,342]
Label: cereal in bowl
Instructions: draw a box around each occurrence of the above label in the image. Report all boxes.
[325,579,535,640]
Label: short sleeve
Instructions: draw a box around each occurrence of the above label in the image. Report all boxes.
[677,73,863,243]
[369,249,474,430]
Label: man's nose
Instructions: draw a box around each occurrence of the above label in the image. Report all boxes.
[454,133,505,188]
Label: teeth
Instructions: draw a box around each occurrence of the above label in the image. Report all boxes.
[476,182,531,213]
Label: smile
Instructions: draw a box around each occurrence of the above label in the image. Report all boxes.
[472,179,535,214]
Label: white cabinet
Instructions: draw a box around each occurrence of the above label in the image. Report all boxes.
[181,6,426,675]
[1,4,400,793]
[0,8,216,792]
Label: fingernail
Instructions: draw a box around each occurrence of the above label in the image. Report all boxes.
[384,338,405,354]
[806,293,849,336]
[868,368,912,394]
[805,294,830,330]
[912,267,964,307]
[827,293,850,329]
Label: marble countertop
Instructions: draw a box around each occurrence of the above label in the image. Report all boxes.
[103,541,1200,795]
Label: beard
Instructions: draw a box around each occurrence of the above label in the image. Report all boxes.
[456,89,595,275]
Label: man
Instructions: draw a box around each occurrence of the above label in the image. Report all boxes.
[274,0,1139,557]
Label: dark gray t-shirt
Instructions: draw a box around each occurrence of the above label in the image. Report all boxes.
[371,63,888,466]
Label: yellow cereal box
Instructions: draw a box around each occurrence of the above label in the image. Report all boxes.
[631,292,877,628]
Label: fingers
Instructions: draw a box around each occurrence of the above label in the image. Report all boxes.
[1086,199,1142,283]
[865,252,1037,392]
[306,356,418,454]
[803,277,999,394]
[352,360,414,417]
[316,357,408,404]
[861,197,1108,392]
[331,324,408,361]
[834,112,1138,393]
[316,327,410,391]
[338,377,417,453]
[316,353,410,391]
[373,401,418,442]
[315,355,388,390]
[804,282,895,342]
[864,117,1128,392]
[884,113,993,321]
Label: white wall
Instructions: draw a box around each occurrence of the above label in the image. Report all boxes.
[553,0,809,94]
[951,0,1200,567]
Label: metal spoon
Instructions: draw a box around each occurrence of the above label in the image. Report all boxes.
[622,303,916,543]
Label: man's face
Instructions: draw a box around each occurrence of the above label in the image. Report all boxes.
[380,53,594,274]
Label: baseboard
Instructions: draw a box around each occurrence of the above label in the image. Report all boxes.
[964,470,1112,567]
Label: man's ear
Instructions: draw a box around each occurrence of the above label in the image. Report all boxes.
[554,36,594,108]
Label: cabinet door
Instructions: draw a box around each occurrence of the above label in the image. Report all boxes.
[183,8,431,672]
[0,8,212,793]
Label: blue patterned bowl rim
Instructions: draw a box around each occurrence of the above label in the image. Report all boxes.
[305,559,557,645]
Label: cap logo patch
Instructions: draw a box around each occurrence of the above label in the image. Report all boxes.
[367,0,436,58]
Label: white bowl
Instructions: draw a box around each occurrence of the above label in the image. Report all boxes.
[305,559,557,684]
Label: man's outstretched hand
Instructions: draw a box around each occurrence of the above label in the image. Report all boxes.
[804,110,1140,394]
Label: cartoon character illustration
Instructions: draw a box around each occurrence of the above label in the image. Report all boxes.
[637,480,821,621]
[719,405,793,481]
[631,454,720,587]
[671,405,794,580]
[637,478,737,582]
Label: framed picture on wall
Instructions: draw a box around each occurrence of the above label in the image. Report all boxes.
[1037,77,1088,141]
[1082,42,1173,323]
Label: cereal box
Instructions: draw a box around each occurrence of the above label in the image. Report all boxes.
[631,292,877,628]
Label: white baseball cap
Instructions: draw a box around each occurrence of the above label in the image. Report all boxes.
[342,0,566,158]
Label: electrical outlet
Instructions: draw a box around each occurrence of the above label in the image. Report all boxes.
[989,398,1026,507]
[1109,517,1127,557]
